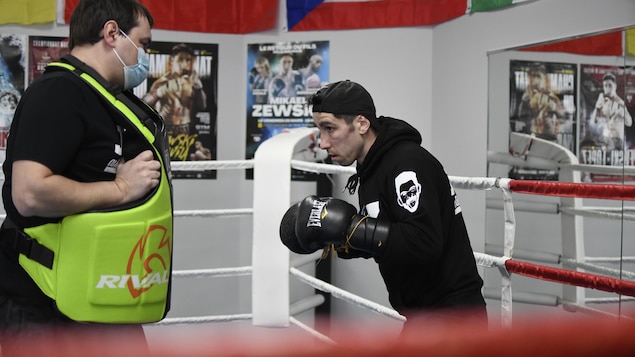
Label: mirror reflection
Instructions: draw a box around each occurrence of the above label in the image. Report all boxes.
[486,26,635,323]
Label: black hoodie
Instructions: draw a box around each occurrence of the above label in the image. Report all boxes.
[343,116,485,316]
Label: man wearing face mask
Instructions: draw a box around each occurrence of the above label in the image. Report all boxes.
[0,0,173,354]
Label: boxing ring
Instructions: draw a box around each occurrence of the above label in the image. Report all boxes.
[146,128,635,345]
[3,128,635,355]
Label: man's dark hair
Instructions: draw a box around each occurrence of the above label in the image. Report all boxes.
[68,0,154,50]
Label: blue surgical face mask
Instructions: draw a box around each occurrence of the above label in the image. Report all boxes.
[113,30,150,90]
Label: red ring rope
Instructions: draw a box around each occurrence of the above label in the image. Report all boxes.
[505,258,635,297]
[509,180,635,201]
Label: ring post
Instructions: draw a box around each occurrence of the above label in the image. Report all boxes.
[251,127,319,327]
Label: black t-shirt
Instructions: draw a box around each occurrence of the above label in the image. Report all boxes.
[0,55,155,304]
[2,56,149,228]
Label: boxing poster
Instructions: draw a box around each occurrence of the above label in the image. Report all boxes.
[509,60,577,180]
[579,64,635,182]
[246,40,330,180]
[28,36,70,84]
[0,33,27,167]
[138,41,218,179]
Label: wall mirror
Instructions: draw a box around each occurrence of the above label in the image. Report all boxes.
[485,26,635,322]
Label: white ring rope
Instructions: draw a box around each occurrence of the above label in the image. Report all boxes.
[290,160,354,175]
[486,244,635,265]
[559,206,635,222]
[172,266,252,279]
[290,317,337,345]
[289,160,512,192]
[174,208,253,218]
[289,267,407,322]
[171,160,254,171]
[574,206,635,213]
[561,258,635,281]
[474,252,509,269]
[586,297,635,304]
[560,301,624,317]
[585,256,635,263]
[566,163,635,176]
[153,313,253,326]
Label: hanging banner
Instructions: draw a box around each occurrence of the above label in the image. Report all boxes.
[286,0,466,32]
[62,0,277,34]
[139,41,218,179]
[0,0,56,25]
[579,64,635,182]
[246,40,329,180]
[509,60,577,180]
[0,33,27,167]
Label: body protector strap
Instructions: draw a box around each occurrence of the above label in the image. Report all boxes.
[17,62,174,324]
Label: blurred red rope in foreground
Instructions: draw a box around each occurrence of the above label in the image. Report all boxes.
[6,313,635,357]
[505,258,635,297]
[509,180,635,201]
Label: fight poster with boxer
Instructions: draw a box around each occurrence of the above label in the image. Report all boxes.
[509,60,577,180]
[579,64,635,182]
[28,36,70,84]
[138,41,218,179]
[246,40,330,180]
[0,33,27,167]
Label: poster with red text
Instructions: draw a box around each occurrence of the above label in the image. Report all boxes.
[29,36,70,84]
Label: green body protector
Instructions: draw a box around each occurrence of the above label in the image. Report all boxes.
[19,62,174,323]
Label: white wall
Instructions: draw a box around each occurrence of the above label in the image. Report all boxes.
[1,0,634,332]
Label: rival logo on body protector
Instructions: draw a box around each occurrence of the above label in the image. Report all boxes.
[95,224,172,299]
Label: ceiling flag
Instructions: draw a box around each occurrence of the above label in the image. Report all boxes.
[287,0,324,30]
[520,32,623,57]
[286,0,466,32]
[0,0,56,25]
[626,28,635,57]
[467,0,531,13]
[63,0,277,34]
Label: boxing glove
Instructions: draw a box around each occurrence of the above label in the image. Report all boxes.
[295,196,390,257]
[345,214,390,257]
[279,203,317,254]
[271,78,286,97]
[249,67,258,84]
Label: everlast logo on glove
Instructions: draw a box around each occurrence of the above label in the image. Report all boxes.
[287,195,389,257]
[307,200,327,227]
